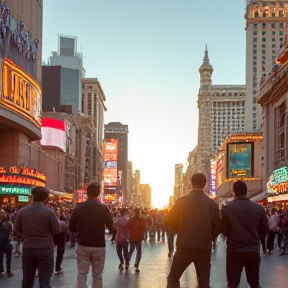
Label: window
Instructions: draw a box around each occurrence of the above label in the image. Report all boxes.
[262,38,266,42]
[253,113,257,118]
[262,56,266,60]
[262,44,266,48]
[253,50,257,54]
[253,56,257,60]
[280,23,284,28]
[262,50,266,54]
[253,98,257,104]
[272,44,276,48]
[271,23,275,28]
[253,44,257,48]
[253,90,257,95]
[280,38,284,42]
[272,31,275,36]
[262,23,266,28]
[254,31,257,36]
[262,60,265,65]
[272,38,276,42]
[253,107,256,111]
[280,44,284,48]
[253,38,257,42]
[253,61,257,65]
[280,31,284,36]
[262,31,266,36]
[253,23,257,28]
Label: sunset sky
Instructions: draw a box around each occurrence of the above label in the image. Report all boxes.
[43,0,247,207]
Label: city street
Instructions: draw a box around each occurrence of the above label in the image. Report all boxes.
[1,236,288,288]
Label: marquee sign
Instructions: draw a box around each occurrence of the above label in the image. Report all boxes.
[0,166,46,187]
[267,166,288,195]
[0,58,41,127]
[0,184,32,195]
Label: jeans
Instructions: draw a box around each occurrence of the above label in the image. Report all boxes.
[129,240,142,267]
[226,252,261,288]
[76,245,106,288]
[167,248,211,288]
[0,242,12,273]
[22,248,54,288]
[116,242,129,265]
[55,244,65,271]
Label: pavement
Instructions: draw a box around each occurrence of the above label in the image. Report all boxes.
[1,235,288,288]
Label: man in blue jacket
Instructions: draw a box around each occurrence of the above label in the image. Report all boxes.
[221,180,269,288]
[165,173,221,288]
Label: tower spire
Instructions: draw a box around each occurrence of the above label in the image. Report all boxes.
[199,45,213,72]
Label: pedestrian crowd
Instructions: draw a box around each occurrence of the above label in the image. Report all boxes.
[0,173,286,288]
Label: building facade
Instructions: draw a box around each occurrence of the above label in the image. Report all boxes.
[140,184,152,208]
[195,48,246,177]
[173,164,184,201]
[104,123,129,204]
[258,42,288,207]
[245,0,288,131]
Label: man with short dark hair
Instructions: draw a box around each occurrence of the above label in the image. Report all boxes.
[69,182,113,288]
[221,180,269,288]
[165,173,221,288]
[15,186,61,288]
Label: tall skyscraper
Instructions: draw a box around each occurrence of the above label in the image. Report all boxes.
[104,122,129,204]
[195,48,246,177]
[245,0,288,131]
[47,35,84,113]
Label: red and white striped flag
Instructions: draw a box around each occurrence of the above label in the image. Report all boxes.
[41,118,66,152]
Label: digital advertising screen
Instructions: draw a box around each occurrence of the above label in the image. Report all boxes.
[227,142,253,179]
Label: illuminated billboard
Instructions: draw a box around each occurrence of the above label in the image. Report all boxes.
[227,143,253,179]
[0,166,46,187]
[0,58,41,127]
[210,161,217,197]
[103,168,118,186]
[267,167,288,195]
[40,118,67,152]
[103,139,118,161]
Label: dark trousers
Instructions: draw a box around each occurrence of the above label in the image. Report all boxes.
[129,240,142,267]
[226,252,261,288]
[266,231,276,251]
[0,242,12,273]
[55,244,65,271]
[116,242,129,265]
[167,232,175,254]
[167,248,211,288]
[22,248,54,288]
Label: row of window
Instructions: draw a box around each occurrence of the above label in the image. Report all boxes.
[253,37,284,42]
[211,93,245,97]
[253,23,284,29]
[254,31,284,36]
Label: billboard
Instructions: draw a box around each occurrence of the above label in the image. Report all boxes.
[227,143,253,179]
[267,167,288,195]
[103,139,118,161]
[103,168,118,186]
[40,118,67,152]
[0,58,41,126]
[210,161,217,197]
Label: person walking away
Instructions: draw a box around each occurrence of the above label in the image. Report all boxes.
[15,187,61,288]
[69,183,113,288]
[221,180,269,288]
[127,208,147,273]
[165,173,221,288]
[0,209,13,277]
[53,211,68,274]
[266,208,278,254]
[114,208,129,270]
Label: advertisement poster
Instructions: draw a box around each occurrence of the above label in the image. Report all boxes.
[267,166,288,195]
[227,143,253,178]
[210,161,217,197]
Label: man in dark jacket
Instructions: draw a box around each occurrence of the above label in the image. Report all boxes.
[69,182,113,288]
[221,180,269,288]
[165,173,221,288]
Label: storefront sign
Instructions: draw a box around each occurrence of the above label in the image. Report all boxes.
[267,166,288,195]
[0,184,32,195]
[268,194,288,203]
[18,195,29,202]
[0,166,46,187]
[0,58,41,126]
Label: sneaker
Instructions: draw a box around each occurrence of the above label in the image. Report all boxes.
[7,272,14,277]
[118,264,124,270]
[135,268,140,273]
[55,268,63,274]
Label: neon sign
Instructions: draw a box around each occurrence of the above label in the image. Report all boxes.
[0,58,41,126]
[0,184,32,195]
[267,167,288,195]
[0,166,46,187]
[210,161,217,197]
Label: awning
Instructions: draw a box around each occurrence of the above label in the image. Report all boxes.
[49,190,73,200]
[250,191,268,202]
[268,193,288,203]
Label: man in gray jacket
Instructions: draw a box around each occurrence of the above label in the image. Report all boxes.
[15,186,60,288]
[165,173,221,288]
[221,180,269,288]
